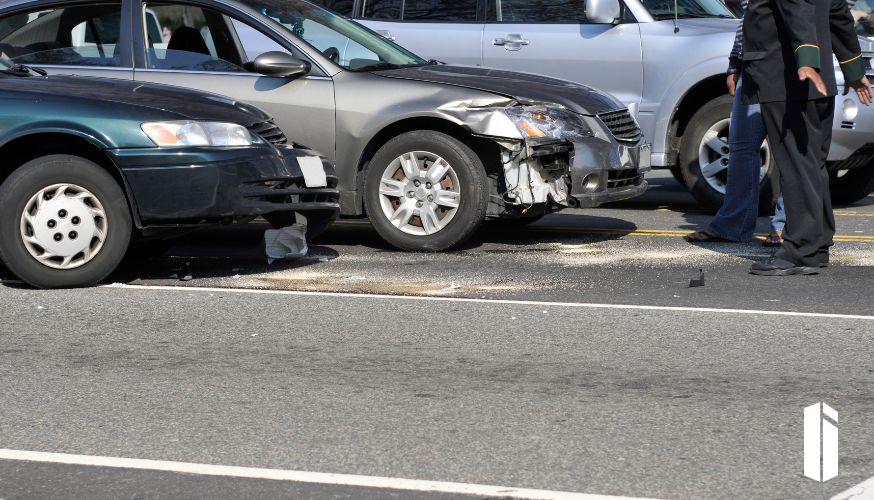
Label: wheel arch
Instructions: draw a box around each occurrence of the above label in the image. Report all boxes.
[0,132,143,228]
[666,74,729,164]
[350,116,502,215]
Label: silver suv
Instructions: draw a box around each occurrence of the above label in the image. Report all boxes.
[336,0,874,209]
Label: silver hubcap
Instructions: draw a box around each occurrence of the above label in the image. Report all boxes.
[698,118,771,194]
[19,183,108,269]
[378,151,461,236]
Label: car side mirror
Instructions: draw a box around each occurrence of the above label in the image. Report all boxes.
[588,0,621,24]
[246,51,311,78]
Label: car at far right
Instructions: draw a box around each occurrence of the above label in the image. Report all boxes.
[339,0,874,208]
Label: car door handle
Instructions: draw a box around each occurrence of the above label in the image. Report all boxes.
[376,30,396,41]
[492,34,529,51]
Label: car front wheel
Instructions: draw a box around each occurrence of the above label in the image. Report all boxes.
[0,155,132,288]
[364,131,489,251]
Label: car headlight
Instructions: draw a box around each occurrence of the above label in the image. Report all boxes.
[141,121,254,147]
[504,105,593,140]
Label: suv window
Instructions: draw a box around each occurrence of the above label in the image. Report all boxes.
[0,4,123,67]
[404,0,477,21]
[307,0,355,17]
[486,0,588,23]
[362,0,402,20]
[361,0,478,21]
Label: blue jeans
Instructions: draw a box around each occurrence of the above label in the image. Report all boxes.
[708,80,786,240]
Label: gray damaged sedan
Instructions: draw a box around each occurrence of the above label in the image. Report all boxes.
[0,0,649,250]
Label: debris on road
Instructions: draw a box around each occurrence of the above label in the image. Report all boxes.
[689,269,705,288]
[265,224,308,264]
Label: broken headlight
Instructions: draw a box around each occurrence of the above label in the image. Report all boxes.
[504,106,593,141]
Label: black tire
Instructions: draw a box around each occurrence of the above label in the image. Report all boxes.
[363,131,489,251]
[0,155,132,289]
[679,95,777,214]
[263,209,337,241]
[668,165,686,186]
[829,167,874,205]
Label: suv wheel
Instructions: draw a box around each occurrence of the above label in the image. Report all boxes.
[364,131,489,251]
[679,95,777,214]
[0,155,132,288]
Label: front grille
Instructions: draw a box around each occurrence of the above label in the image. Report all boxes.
[607,168,643,188]
[248,120,288,146]
[597,109,642,143]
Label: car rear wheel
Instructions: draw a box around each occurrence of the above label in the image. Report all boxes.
[364,131,489,251]
[828,167,874,205]
[0,155,131,288]
[679,95,777,214]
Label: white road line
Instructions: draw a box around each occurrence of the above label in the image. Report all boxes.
[105,283,874,321]
[0,449,659,500]
[830,476,874,500]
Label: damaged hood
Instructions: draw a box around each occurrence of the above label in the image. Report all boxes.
[373,64,624,116]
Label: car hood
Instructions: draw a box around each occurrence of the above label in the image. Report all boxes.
[373,64,625,116]
[0,74,270,126]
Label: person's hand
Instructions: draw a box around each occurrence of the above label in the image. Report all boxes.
[727,73,738,96]
[799,66,828,96]
[843,75,872,105]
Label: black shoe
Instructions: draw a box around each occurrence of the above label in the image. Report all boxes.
[750,257,819,276]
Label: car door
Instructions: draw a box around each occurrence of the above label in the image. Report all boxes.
[481,0,644,110]
[131,1,336,160]
[0,1,133,80]
[355,0,483,66]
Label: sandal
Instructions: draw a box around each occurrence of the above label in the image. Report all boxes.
[762,230,784,247]
[683,230,730,243]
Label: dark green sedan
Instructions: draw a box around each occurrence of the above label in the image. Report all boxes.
[0,56,339,289]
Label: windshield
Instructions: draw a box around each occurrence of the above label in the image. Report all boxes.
[641,0,735,19]
[241,0,428,70]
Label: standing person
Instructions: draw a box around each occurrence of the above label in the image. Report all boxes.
[684,0,787,246]
[745,0,871,275]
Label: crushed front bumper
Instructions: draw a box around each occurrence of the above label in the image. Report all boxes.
[110,144,340,226]
[567,138,650,207]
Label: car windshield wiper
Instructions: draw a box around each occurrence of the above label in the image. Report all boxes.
[0,63,48,77]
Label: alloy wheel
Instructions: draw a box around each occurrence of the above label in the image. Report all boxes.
[377,151,462,236]
[697,118,771,194]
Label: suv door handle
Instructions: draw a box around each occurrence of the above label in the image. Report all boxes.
[376,30,396,41]
[492,33,529,51]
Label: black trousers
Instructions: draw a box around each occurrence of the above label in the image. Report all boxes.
[760,98,836,267]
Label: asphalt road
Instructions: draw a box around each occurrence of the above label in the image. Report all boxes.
[1,173,872,499]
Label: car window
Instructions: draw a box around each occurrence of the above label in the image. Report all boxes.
[403,0,478,21]
[229,18,293,62]
[0,4,123,67]
[144,3,248,72]
[362,0,402,20]
[361,0,478,21]
[486,0,588,23]
[244,0,427,70]
[306,0,355,17]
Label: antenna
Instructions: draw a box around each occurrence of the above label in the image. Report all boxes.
[674,0,680,32]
